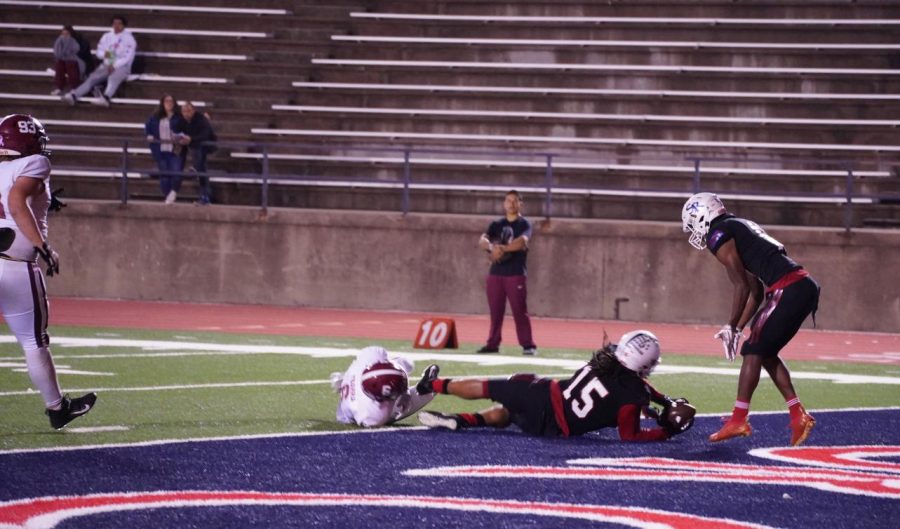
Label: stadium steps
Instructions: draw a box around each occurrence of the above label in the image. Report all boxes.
[1,0,897,227]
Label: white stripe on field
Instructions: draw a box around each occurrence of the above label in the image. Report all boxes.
[0,379,331,397]
[0,335,897,385]
[68,425,130,433]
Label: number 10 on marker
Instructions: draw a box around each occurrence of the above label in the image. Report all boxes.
[414,318,458,349]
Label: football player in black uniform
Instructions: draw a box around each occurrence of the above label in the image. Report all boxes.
[416,330,694,442]
[682,192,819,446]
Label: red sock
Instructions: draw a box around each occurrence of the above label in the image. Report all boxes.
[731,400,750,422]
[786,395,803,420]
[433,378,450,394]
[458,413,485,427]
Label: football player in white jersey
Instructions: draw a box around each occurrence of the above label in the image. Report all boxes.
[0,114,97,429]
[331,346,437,428]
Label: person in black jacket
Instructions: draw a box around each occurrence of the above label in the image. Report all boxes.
[71,27,94,75]
[175,102,217,205]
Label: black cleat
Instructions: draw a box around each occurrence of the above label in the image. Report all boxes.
[476,345,499,354]
[418,410,461,431]
[415,364,440,395]
[47,393,97,430]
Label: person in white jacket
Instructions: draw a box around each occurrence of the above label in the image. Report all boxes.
[332,346,438,428]
[62,15,136,107]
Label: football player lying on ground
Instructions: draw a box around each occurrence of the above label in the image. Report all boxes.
[416,330,695,441]
[331,346,437,428]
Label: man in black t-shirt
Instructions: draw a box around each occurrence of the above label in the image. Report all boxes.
[477,190,537,355]
[682,192,820,446]
[416,330,694,441]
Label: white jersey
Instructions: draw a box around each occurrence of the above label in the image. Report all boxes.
[335,346,432,428]
[0,154,51,261]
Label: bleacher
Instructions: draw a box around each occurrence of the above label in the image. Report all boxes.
[1,0,898,226]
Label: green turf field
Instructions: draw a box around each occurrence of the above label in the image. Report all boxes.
[1,325,896,450]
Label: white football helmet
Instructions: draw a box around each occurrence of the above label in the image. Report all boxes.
[681,192,726,250]
[615,330,661,378]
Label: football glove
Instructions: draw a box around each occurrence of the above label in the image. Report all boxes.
[642,405,661,421]
[49,188,67,213]
[658,398,696,436]
[35,242,59,277]
[329,372,343,393]
[714,325,743,362]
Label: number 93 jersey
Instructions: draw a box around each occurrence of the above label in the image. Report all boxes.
[557,364,651,437]
[0,154,51,261]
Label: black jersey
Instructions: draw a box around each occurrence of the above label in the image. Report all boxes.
[706,215,801,287]
[556,364,651,437]
[485,216,532,276]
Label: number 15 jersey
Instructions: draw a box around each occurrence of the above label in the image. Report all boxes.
[557,364,652,437]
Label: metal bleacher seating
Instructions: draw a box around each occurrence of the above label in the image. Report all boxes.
[0,0,898,226]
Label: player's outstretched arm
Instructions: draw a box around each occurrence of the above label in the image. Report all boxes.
[616,404,670,442]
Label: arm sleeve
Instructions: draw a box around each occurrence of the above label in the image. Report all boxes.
[707,225,733,255]
[485,221,499,242]
[53,37,65,60]
[17,155,51,182]
[190,118,213,145]
[520,218,533,240]
[389,390,435,424]
[95,33,109,60]
[616,404,670,442]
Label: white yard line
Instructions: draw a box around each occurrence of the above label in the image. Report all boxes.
[0,335,897,385]
[0,379,330,397]
[67,425,130,433]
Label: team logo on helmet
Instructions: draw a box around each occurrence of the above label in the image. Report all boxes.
[361,361,408,402]
[614,330,661,378]
[681,193,726,251]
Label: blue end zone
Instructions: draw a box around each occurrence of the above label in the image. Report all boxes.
[1,409,897,529]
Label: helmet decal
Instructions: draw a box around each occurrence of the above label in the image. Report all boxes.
[681,193,726,250]
[614,330,661,378]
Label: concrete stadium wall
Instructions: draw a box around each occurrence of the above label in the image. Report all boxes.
[49,201,899,333]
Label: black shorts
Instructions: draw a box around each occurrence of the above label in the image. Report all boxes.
[487,374,561,437]
[742,276,820,357]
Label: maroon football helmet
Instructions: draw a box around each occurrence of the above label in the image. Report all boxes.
[361,361,408,402]
[0,114,51,158]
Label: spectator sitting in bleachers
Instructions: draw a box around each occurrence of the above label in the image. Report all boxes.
[62,14,136,108]
[72,27,95,78]
[175,102,217,206]
[51,26,83,96]
[145,94,186,204]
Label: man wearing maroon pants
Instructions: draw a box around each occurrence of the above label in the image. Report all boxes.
[477,190,538,356]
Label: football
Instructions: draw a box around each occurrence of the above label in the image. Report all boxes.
[664,399,697,433]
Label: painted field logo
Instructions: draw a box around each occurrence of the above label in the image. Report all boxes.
[0,491,777,529]
[404,445,900,500]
